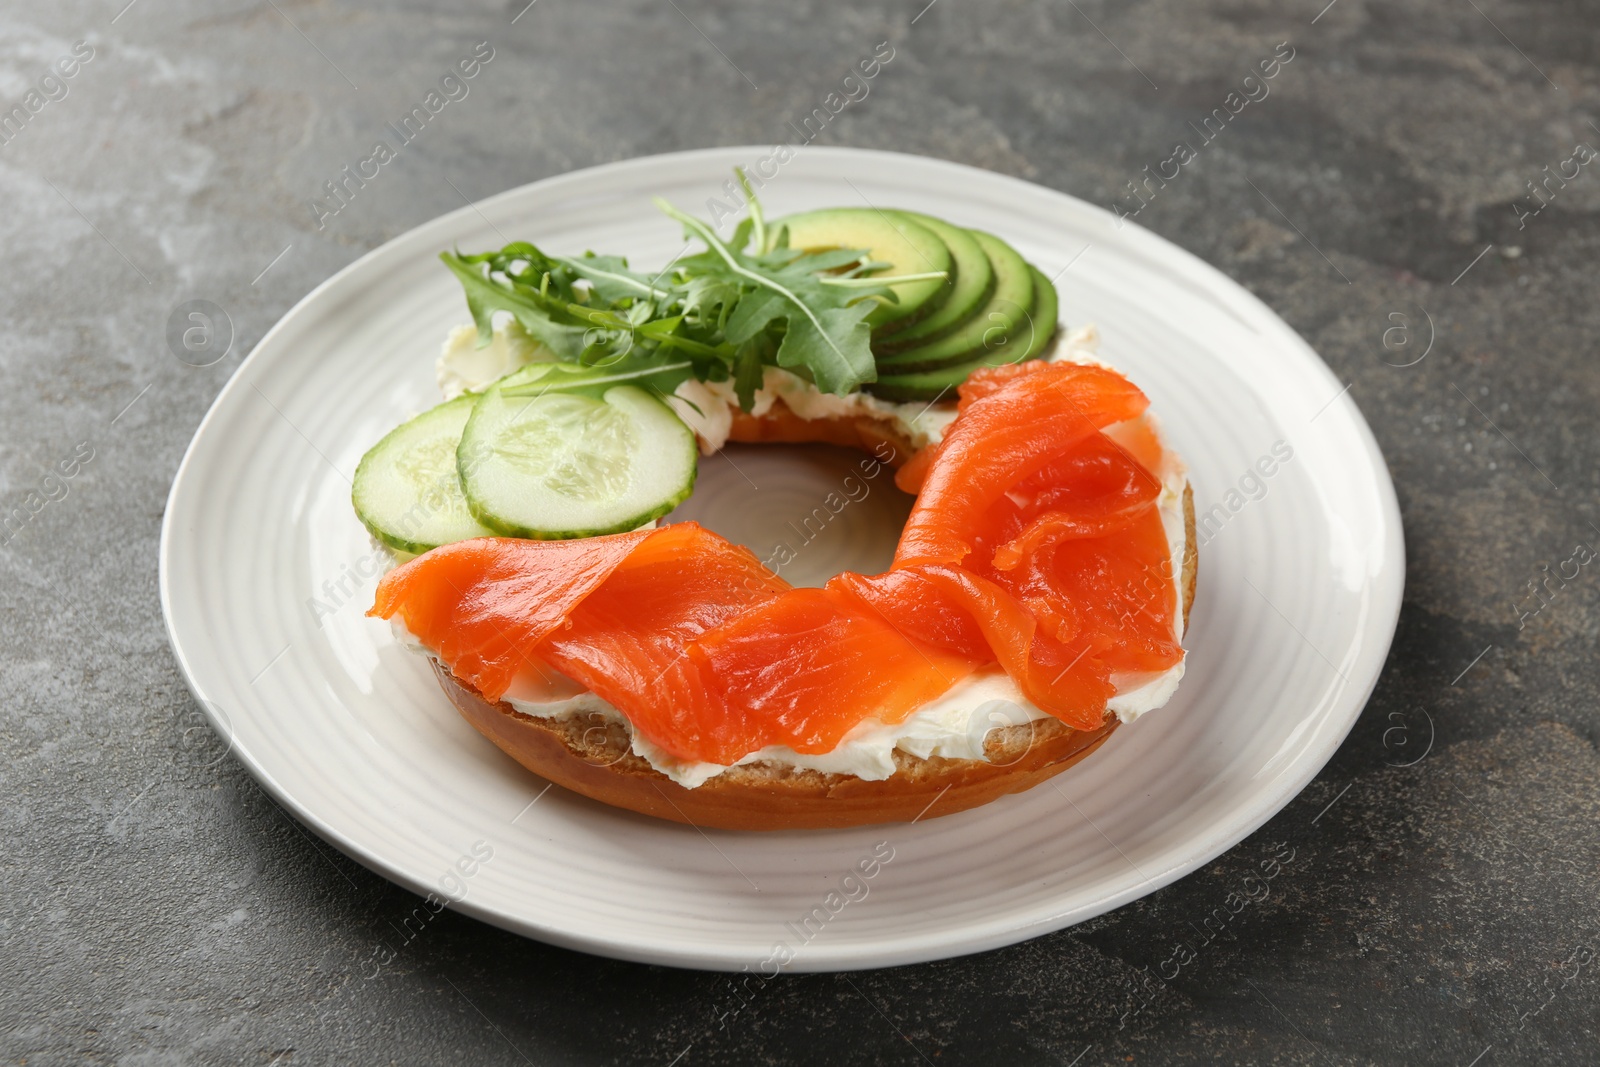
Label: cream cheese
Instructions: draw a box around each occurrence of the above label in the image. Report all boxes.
[647,364,958,453]
[426,318,1189,786]
[436,320,552,400]
[506,668,1054,789]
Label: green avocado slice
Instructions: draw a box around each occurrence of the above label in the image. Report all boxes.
[867,265,1059,403]
[875,212,994,350]
[774,208,952,333]
[872,231,1033,373]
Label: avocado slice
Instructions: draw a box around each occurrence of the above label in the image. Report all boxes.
[774,208,952,333]
[872,231,1033,373]
[867,265,1059,403]
[1019,265,1060,360]
[875,212,994,350]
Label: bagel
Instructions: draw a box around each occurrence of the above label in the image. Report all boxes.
[417,390,1197,830]
[377,340,1197,830]
[434,495,1194,830]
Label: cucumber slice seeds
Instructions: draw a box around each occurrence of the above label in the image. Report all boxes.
[457,374,697,540]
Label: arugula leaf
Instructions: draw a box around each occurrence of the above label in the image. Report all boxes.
[732,335,770,413]
[723,289,788,345]
[774,302,879,388]
[439,252,592,359]
[655,198,881,395]
[734,169,767,254]
[547,253,665,304]
[679,270,743,332]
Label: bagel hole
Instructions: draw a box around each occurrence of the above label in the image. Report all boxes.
[665,443,914,588]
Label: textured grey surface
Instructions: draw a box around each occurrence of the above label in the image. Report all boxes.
[3,1,1598,1064]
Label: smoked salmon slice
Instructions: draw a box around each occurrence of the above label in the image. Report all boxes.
[371,360,1185,764]
[893,362,1150,565]
[853,364,1179,728]
[534,522,790,751]
[371,529,653,703]
[688,587,977,758]
[535,524,971,763]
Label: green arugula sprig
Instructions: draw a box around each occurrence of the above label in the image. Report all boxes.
[439,170,945,410]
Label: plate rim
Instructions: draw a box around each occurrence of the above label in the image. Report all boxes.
[159,144,1405,971]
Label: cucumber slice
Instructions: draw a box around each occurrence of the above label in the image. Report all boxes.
[352,394,498,554]
[457,379,697,539]
[774,208,953,333]
[872,231,1034,373]
[875,213,994,350]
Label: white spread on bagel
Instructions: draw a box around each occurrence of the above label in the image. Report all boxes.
[667,371,960,452]
[436,321,547,400]
[424,318,1188,788]
[504,667,1054,790]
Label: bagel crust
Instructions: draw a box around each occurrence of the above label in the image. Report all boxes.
[431,473,1198,830]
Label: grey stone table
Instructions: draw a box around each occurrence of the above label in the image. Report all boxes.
[4,1,1597,1064]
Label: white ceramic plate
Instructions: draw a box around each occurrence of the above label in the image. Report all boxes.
[160,147,1402,972]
